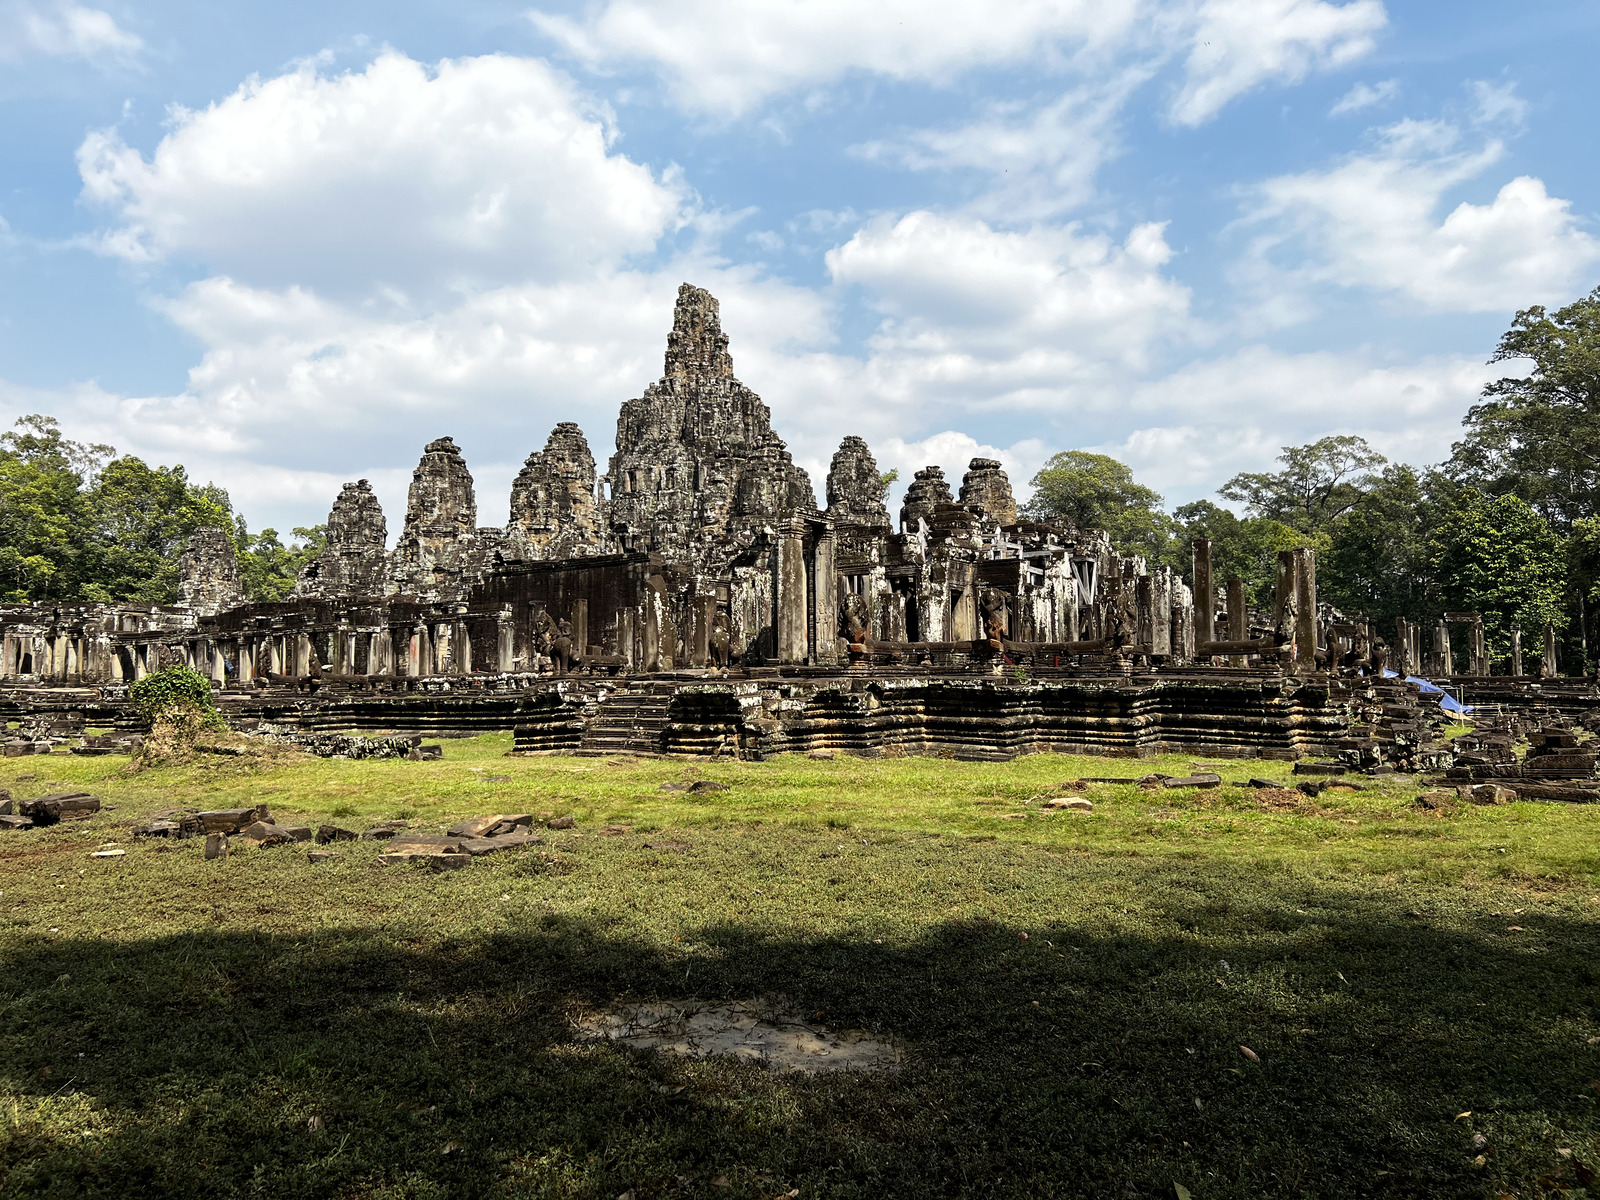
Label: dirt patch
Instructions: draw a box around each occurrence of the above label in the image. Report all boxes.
[575,1001,901,1074]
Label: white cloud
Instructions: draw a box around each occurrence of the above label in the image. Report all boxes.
[531,0,1145,118]
[851,71,1151,218]
[1469,79,1528,130]
[1096,346,1493,500]
[1240,113,1600,313]
[1329,77,1397,116]
[0,0,141,64]
[78,51,688,297]
[873,431,1053,512]
[1171,0,1386,126]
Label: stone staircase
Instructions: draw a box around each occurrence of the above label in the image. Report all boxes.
[576,683,677,756]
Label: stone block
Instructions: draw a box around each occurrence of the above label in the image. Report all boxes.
[204,833,229,859]
[0,814,34,830]
[1414,790,1456,810]
[547,815,575,829]
[447,813,533,838]
[1468,784,1515,806]
[307,849,340,864]
[1161,774,1221,789]
[1246,778,1279,789]
[457,829,542,855]
[240,821,291,847]
[197,806,268,835]
[689,780,730,793]
[281,825,313,842]
[19,793,100,824]
[315,824,358,844]
[1042,798,1093,811]
[806,749,836,760]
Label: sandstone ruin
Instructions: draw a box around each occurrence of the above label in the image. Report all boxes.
[0,283,1587,767]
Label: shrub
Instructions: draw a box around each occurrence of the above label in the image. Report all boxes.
[128,665,225,731]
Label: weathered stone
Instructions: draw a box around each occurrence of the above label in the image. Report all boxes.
[1161,774,1221,789]
[457,829,541,855]
[204,832,229,859]
[307,849,339,864]
[607,283,816,570]
[806,749,836,761]
[197,807,267,835]
[1468,784,1515,806]
[295,480,389,599]
[281,825,313,842]
[1042,797,1094,811]
[1415,789,1456,810]
[389,437,504,601]
[508,423,603,561]
[446,813,533,838]
[131,819,180,838]
[825,437,891,528]
[547,815,575,829]
[899,465,953,532]
[19,793,99,823]
[0,813,33,830]
[314,824,358,844]
[688,780,729,793]
[177,527,243,616]
[957,458,1017,525]
[240,821,292,847]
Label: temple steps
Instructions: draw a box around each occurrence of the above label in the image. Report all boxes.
[576,684,676,756]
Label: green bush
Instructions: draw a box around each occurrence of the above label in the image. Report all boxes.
[127,665,224,729]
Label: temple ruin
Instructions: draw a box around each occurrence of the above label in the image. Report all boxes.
[0,283,1589,765]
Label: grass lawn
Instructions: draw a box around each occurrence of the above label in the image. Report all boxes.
[1,734,1598,1199]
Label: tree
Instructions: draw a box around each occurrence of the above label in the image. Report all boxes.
[0,415,113,601]
[1170,500,1307,605]
[1321,465,1441,631]
[1451,287,1600,529]
[79,456,235,604]
[1218,435,1387,535]
[1024,451,1177,562]
[877,469,899,502]
[1427,490,1566,669]
[237,522,326,603]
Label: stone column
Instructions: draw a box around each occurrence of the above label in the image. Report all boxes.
[497,616,515,674]
[812,525,837,664]
[1150,569,1172,656]
[691,596,713,667]
[268,637,283,677]
[238,638,254,685]
[1227,577,1247,667]
[296,633,313,677]
[618,608,636,670]
[573,599,589,659]
[456,620,472,675]
[64,638,78,681]
[775,521,809,664]
[1470,620,1488,676]
[1510,623,1523,677]
[210,640,227,687]
[1434,620,1452,676]
[1542,623,1558,677]
[1135,575,1154,652]
[1192,538,1214,656]
[408,625,425,677]
[1292,547,1317,672]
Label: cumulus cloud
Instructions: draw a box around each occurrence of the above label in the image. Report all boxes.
[0,0,141,65]
[1239,111,1600,313]
[1329,77,1397,116]
[78,51,688,296]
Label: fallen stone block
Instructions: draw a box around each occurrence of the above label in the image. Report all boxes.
[1468,784,1516,806]
[547,815,575,829]
[1161,774,1222,790]
[281,825,313,842]
[131,819,181,838]
[404,744,444,761]
[1042,798,1094,811]
[361,820,410,840]
[447,813,533,838]
[205,833,229,860]
[806,749,836,760]
[314,824,358,844]
[307,849,340,864]
[1246,777,1279,789]
[376,843,470,869]
[90,846,124,858]
[689,781,729,793]
[457,829,542,855]
[196,806,269,835]
[1292,762,1348,776]
[0,813,34,830]
[0,793,14,813]
[1414,789,1456,811]
[19,793,100,824]
[239,821,292,847]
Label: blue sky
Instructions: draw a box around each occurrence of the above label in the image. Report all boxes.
[2,0,1598,537]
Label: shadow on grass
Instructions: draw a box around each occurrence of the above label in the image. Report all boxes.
[2,869,1597,1200]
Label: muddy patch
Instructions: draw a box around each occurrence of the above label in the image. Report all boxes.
[575,1001,900,1074]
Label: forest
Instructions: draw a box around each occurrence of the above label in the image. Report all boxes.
[4,287,1599,674]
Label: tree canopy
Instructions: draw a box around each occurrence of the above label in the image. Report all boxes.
[1024,451,1176,563]
[1218,435,1387,535]
[0,414,321,606]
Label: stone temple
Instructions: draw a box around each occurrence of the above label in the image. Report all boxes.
[0,284,1584,767]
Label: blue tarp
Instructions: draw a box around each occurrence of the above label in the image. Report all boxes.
[1381,668,1472,714]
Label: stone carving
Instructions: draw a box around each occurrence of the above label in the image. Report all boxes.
[980,589,1010,645]
[825,436,891,527]
[177,527,242,616]
[839,590,872,650]
[507,423,603,561]
[535,610,580,675]
[607,284,816,570]
[296,480,388,599]
[958,458,1017,526]
[899,465,953,532]
[709,610,731,669]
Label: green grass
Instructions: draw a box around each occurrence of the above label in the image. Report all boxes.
[2,736,1598,1198]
